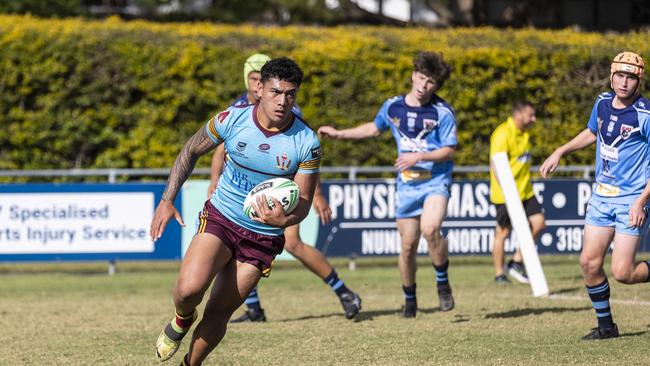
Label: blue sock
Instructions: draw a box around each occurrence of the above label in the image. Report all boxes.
[433,260,450,288]
[586,278,615,330]
[324,269,350,297]
[402,283,416,304]
[245,287,262,312]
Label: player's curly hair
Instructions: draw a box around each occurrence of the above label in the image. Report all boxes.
[413,51,452,88]
[261,57,303,87]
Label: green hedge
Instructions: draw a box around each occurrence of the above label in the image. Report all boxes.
[2,15,650,177]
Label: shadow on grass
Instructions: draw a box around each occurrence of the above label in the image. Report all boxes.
[485,306,591,319]
[353,307,445,322]
[280,307,444,322]
[619,331,647,338]
[451,314,470,323]
[549,287,582,295]
[557,275,584,281]
[276,312,343,322]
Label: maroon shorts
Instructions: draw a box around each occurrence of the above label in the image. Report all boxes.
[196,201,285,277]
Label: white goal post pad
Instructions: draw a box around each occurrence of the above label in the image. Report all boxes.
[492,152,549,297]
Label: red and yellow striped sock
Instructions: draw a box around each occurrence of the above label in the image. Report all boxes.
[165,310,197,342]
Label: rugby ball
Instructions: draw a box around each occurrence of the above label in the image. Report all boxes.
[243,178,300,219]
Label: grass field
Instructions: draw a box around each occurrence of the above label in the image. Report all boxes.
[2,256,650,365]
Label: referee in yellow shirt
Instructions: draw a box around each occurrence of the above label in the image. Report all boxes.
[489,101,546,283]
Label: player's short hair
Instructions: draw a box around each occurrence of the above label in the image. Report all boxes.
[512,100,535,113]
[261,57,303,87]
[413,51,452,88]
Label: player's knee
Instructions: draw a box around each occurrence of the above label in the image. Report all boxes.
[494,228,510,241]
[579,254,602,276]
[400,241,419,258]
[284,239,303,254]
[174,278,204,304]
[421,225,441,243]
[611,264,634,284]
[532,221,546,236]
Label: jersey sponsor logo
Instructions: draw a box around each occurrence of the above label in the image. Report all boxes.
[236,141,247,152]
[406,112,417,132]
[599,143,619,162]
[258,143,271,152]
[311,147,322,159]
[601,159,615,178]
[399,136,428,152]
[400,169,432,182]
[407,116,416,131]
[217,110,230,123]
[606,120,615,135]
[620,124,633,139]
[423,119,438,131]
[276,152,292,171]
[595,182,620,197]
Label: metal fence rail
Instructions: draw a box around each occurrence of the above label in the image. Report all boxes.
[0,165,594,182]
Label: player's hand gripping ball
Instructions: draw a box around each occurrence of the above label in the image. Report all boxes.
[243,178,300,219]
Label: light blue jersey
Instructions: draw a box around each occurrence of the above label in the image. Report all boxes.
[205,105,321,235]
[374,94,457,218]
[587,92,650,204]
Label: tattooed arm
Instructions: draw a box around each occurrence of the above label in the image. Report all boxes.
[150,127,220,241]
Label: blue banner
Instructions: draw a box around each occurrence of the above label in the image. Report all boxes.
[0,184,181,261]
[314,179,650,257]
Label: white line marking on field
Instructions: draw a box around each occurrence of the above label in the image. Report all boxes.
[549,294,650,307]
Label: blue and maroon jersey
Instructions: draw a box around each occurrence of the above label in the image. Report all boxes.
[587,92,650,203]
[205,104,320,235]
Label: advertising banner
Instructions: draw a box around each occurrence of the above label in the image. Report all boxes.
[314,179,650,257]
[0,184,181,261]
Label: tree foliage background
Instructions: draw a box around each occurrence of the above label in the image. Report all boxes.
[1,15,649,179]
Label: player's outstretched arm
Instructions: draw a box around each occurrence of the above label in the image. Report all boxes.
[252,172,319,228]
[318,122,380,140]
[540,128,596,179]
[207,144,226,199]
[150,127,219,241]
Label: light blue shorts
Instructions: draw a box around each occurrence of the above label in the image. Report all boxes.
[396,181,450,219]
[585,199,646,236]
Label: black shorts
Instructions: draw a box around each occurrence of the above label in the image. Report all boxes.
[495,196,542,228]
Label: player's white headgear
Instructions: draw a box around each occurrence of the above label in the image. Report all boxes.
[244,53,271,89]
